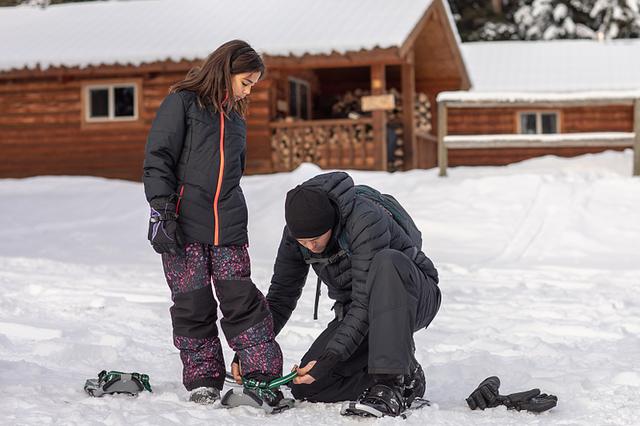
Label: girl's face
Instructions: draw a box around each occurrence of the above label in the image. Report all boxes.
[231,71,261,101]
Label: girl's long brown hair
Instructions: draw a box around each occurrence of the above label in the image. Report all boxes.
[170,40,265,117]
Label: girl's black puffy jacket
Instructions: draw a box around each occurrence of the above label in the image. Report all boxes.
[143,90,248,246]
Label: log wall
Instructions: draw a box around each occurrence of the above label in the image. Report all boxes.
[444,104,634,166]
[0,67,274,180]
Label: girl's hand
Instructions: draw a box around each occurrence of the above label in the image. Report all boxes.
[231,358,242,385]
[293,360,317,385]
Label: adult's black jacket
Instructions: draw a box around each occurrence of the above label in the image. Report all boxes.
[143,90,248,246]
[266,172,439,361]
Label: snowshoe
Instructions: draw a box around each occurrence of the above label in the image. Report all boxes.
[221,387,294,414]
[189,387,220,404]
[84,370,152,397]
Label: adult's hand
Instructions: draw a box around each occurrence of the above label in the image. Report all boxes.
[293,360,317,385]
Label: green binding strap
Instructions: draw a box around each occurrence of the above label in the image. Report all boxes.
[99,370,152,392]
[242,371,298,390]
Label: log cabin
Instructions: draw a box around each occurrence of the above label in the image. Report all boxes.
[0,0,469,179]
[2,2,636,180]
[438,39,640,176]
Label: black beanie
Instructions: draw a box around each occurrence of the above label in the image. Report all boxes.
[285,186,336,238]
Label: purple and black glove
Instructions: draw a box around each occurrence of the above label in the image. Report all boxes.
[148,196,183,255]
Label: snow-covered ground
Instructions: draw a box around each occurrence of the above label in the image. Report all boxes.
[1,150,639,425]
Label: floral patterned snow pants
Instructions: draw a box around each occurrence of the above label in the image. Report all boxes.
[162,243,283,391]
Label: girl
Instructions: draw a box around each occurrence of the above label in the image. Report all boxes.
[143,40,283,405]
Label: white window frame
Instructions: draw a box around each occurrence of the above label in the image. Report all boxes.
[518,111,559,134]
[288,77,311,120]
[84,83,138,122]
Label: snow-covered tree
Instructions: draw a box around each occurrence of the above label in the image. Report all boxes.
[514,0,596,39]
[21,0,50,7]
[588,0,640,38]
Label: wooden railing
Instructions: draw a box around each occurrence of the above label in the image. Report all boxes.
[270,118,376,171]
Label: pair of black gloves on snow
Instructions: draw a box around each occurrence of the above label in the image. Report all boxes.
[466,376,557,413]
[147,196,183,255]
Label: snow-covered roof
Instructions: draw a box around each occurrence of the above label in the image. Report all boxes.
[0,0,440,72]
[437,90,640,104]
[461,39,640,93]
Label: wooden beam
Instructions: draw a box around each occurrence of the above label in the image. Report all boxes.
[371,64,387,171]
[0,60,196,81]
[434,0,471,90]
[634,99,640,176]
[399,2,435,59]
[441,98,637,108]
[401,54,417,170]
[264,48,403,70]
[438,101,448,177]
[444,133,634,149]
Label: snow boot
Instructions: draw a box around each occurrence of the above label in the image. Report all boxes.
[341,375,408,418]
[189,387,220,404]
[403,361,426,407]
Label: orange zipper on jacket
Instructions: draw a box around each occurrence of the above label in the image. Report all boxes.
[176,185,184,214]
[212,110,225,245]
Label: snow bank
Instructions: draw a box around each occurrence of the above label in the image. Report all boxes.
[0,150,639,425]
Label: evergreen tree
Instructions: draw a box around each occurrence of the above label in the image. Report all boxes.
[0,0,99,6]
[589,0,640,38]
[514,0,595,40]
[448,0,640,40]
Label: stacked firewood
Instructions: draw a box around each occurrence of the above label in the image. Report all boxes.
[331,88,370,118]
[384,89,432,170]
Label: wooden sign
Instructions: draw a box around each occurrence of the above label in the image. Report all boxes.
[276,99,288,113]
[361,94,395,112]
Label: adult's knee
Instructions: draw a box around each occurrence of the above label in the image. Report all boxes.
[371,249,410,272]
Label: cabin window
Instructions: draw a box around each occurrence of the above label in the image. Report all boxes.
[288,78,311,119]
[519,112,558,134]
[85,83,138,122]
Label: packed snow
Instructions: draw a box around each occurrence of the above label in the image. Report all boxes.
[1,150,639,425]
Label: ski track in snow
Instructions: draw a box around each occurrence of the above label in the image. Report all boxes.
[0,150,639,425]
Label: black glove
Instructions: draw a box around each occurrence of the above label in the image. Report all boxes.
[467,376,557,413]
[466,376,501,410]
[497,389,558,413]
[148,196,183,255]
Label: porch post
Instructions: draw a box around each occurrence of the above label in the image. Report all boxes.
[634,99,640,176]
[401,52,417,170]
[438,100,448,177]
[371,64,387,171]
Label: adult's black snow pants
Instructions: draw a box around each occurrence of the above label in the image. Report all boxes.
[162,242,283,391]
[290,248,441,402]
